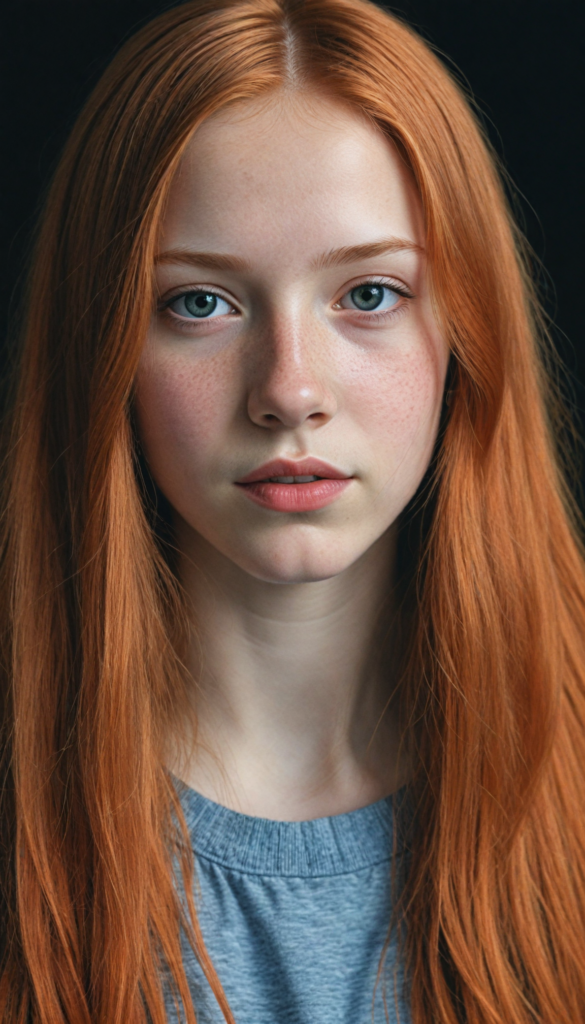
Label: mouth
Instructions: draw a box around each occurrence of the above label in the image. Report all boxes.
[259,473,323,484]
[235,458,353,513]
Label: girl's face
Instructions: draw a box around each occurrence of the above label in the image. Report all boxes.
[135,92,448,583]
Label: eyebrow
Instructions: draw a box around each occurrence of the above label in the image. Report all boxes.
[155,249,250,271]
[155,237,424,273]
[310,238,424,270]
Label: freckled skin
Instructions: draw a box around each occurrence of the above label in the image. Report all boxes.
[134,92,448,584]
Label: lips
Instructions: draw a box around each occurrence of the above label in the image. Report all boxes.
[237,458,349,485]
[235,458,353,512]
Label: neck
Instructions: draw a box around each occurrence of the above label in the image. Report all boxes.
[168,522,408,820]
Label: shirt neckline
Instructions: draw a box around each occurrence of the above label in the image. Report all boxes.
[175,778,406,877]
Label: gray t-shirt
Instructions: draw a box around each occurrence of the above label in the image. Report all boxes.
[167,781,411,1024]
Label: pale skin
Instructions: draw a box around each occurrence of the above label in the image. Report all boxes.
[134,91,449,820]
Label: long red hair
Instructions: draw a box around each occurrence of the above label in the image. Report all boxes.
[1,1,584,1021]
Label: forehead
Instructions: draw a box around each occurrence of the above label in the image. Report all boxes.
[160,91,424,268]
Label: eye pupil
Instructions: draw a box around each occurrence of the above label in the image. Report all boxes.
[351,284,384,310]
[184,291,218,317]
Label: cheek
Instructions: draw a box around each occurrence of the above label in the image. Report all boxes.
[344,330,447,463]
[133,349,235,473]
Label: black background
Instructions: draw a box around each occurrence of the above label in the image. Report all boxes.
[1,0,584,494]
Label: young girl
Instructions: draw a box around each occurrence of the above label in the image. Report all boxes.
[1,1,584,1022]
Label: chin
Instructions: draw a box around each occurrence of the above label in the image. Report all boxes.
[233,536,363,585]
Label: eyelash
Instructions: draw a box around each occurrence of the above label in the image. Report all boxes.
[158,288,237,332]
[158,277,414,330]
[333,276,414,322]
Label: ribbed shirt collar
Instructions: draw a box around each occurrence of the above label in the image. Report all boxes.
[177,781,406,878]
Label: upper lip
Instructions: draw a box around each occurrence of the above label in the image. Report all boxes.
[237,458,351,484]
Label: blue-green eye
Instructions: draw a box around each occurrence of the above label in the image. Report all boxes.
[339,283,401,312]
[168,290,233,319]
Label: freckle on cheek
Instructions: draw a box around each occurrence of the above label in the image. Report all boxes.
[146,369,225,446]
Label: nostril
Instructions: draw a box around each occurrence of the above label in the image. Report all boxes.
[248,382,337,430]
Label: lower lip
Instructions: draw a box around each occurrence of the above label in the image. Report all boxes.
[236,478,352,512]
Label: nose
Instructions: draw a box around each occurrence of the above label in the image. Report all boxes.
[247,314,338,431]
